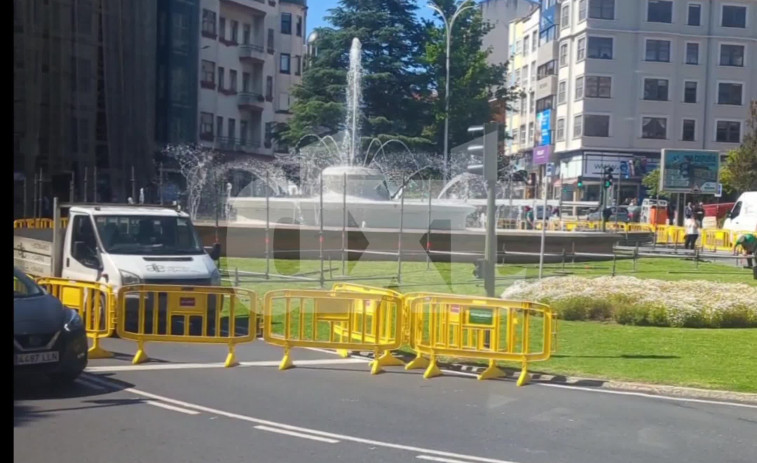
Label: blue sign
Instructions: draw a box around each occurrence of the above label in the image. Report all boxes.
[660,149,720,194]
[537,109,552,146]
[619,161,629,178]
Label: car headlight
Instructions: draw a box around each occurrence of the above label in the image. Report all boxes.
[64,309,84,332]
[210,268,221,286]
[120,270,142,286]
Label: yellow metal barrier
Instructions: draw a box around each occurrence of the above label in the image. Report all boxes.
[263,289,403,374]
[13,217,68,229]
[402,293,555,386]
[36,277,115,359]
[116,284,257,367]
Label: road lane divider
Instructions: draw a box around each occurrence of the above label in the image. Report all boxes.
[254,425,341,444]
[146,400,201,415]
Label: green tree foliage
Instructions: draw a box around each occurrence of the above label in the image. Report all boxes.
[642,168,668,199]
[720,101,757,193]
[422,0,515,151]
[282,0,433,154]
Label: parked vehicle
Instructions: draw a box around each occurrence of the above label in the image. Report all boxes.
[14,267,88,384]
[587,206,629,222]
[723,192,757,233]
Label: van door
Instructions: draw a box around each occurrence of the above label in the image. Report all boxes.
[61,214,102,283]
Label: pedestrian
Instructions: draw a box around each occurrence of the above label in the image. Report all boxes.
[734,233,756,269]
[524,206,534,230]
[685,201,693,219]
[695,202,705,227]
[684,214,699,250]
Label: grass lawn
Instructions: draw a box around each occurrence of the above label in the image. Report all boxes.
[218,256,757,392]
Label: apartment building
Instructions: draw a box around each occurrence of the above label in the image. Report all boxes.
[555,0,756,203]
[197,0,307,159]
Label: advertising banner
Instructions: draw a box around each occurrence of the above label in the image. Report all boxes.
[536,109,552,146]
[660,149,720,194]
[533,145,551,165]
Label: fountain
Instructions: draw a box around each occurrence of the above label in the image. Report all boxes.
[227,38,476,230]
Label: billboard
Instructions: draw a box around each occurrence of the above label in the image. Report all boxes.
[533,145,551,165]
[536,109,552,146]
[660,149,720,194]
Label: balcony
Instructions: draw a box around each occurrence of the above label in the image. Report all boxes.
[238,91,266,111]
[535,75,557,100]
[215,136,262,154]
[239,43,266,63]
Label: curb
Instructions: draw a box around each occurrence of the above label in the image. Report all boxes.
[355,351,757,405]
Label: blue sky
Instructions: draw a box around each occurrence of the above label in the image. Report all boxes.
[307,0,438,35]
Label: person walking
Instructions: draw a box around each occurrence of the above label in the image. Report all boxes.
[695,202,705,228]
[684,215,699,250]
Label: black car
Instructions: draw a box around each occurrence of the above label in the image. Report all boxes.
[14,267,88,384]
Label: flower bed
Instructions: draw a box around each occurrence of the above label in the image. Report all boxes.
[501,276,757,328]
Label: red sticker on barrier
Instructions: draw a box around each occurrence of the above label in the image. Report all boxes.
[180,297,196,307]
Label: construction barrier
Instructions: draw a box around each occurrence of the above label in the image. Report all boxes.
[263,289,404,374]
[116,284,257,367]
[35,277,115,359]
[13,217,68,229]
[402,293,556,386]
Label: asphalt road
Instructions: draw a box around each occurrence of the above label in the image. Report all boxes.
[14,340,757,463]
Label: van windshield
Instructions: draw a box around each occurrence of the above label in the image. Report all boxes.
[94,216,204,255]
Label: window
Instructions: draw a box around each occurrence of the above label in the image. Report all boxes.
[230,20,238,43]
[578,0,587,21]
[589,0,615,20]
[573,115,583,138]
[577,37,586,61]
[718,83,743,105]
[219,17,226,41]
[201,9,216,37]
[536,96,554,113]
[524,36,530,55]
[217,67,225,90]
[558,80,567,104]
[532,31,538,51]
[556,119,566,141]
[267,28,274,54]
[561,4,570,29]
[531,60,536,84]
[722,5,746,28]
[201,60,215,84]
[229,70,237,93]
[242,72,250,92]
[281,13,292,34]
[280,53,290,74]
[720,44,744,67]
[228,118,235,140]
[647,1,673,23]
[642,117,667,139]
[240,120,248,144]
[684,81,697,103]
[537,60,556,79]
[520,96,527,115]
[682,119,696,141]
[516,40,522,54]
[216,116,223,137]
[585,76,612,98]
[70,216,99,268]
[645,39,671,62]
[644,78,669,101]
[528,123,535,143]
[584,115,610,137]
[295,56,301,76]
[519,125,526,144]
[266,76,273,100]
[243,24,250,44]
[588,37,613,59]
[575,76,585,99]
[560,43,569,67]
[296,16,303,37]
[716,121,741,143]
[200,112,213,137]
[685,43,699,64]
[687,4,701,26]
[512,128,519,144]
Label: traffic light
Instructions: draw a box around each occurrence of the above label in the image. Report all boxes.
[577,176,584,188]
[603,167,614,189]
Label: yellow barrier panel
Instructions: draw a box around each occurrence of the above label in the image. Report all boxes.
[263,289,403,374]
[116,284,257,367]
[402,293,555,386]
[36,278,115,359]
[12,217,68,229]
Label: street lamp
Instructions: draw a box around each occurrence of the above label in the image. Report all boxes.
[428,0,476,183]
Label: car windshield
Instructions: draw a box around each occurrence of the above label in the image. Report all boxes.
[94,215,204,255]
[13,268,44,298]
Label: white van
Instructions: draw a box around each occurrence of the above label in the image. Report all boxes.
[723,192,757,233]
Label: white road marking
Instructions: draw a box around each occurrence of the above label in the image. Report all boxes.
[85,358,368,372]
[79,374,522,463]
[418,455,517,463]
[146,400,200,415]
[254,425,340,444]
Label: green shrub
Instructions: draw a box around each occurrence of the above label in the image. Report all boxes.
[552,297,590,321]
[712,305,757,328]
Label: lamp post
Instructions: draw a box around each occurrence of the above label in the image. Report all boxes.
[428,0,475,183]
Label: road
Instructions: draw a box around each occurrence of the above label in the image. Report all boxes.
[14,340,757,463]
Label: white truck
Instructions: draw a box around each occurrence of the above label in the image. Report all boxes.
[723,191,757,233]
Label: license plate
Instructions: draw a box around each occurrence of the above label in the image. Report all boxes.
[15,351,60,365]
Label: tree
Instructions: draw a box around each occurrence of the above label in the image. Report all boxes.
[720,101,757,193]
[282,0,433,154]
[642,168,668,199]
[422,0,515,152]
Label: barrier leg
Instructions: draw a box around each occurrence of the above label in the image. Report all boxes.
[279,346,294,370]
[132,340,149,365]
[516,360,530,387]
[370,348,385,375]
[374,350,405,368]
[225,343,239,368]
[87,336,113,359]
[336,349,351,358]
[404,353,430,371]
[423,353,442,379]
[478,359,504,381]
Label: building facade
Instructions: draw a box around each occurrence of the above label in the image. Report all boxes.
[196,0,307,160]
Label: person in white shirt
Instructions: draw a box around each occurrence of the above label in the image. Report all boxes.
[684,216,699,250]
